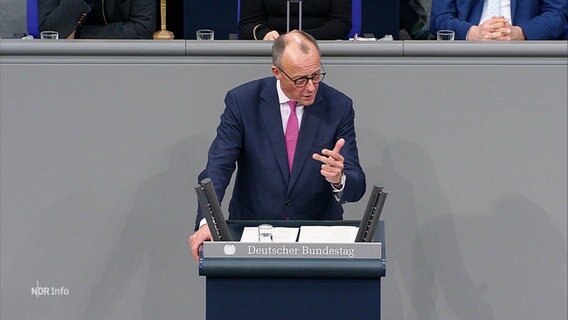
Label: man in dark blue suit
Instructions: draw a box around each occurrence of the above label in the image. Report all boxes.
[431,0,567,40]
[189,30,366,260]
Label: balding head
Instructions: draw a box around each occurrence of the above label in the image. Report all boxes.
[272,30,321,69]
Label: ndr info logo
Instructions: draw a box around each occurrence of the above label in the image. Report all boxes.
[31,281,70,298]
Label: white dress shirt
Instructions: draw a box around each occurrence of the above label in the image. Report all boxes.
[479,0,512,24]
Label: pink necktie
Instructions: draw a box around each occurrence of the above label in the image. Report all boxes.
[285,100,299,172]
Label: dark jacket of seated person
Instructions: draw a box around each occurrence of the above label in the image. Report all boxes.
[239,0,352,40]
[430,0,568,40]
[39,0,156,39]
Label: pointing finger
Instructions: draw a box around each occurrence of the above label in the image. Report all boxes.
[333,138,345,154]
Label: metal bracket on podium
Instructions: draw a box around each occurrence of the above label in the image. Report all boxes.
[286,0,303,32]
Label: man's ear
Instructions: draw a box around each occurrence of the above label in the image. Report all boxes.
[271,66,281,79]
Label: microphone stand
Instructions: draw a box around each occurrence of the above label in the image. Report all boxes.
[286,0,303,33]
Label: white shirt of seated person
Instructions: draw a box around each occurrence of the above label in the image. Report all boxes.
[479,0,512,24]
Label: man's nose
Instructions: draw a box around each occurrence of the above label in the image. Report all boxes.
[305,79,316,91]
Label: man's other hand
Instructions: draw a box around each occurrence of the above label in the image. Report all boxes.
[188,225,212,261]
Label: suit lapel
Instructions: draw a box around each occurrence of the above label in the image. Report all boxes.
[472,1,483,25]
[510,0,517,21]
[259,79,290,184]
[288,95,324,193]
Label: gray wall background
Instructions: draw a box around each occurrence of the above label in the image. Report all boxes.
[1,42,567,319]
[0,0,27,37]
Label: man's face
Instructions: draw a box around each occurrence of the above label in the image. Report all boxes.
[272,46,321,106]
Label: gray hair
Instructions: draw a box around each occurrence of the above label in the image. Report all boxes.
[272,30,321,68]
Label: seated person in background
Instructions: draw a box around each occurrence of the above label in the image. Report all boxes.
[430,0,568,40]
[400,0,430,39]
[39,0,155,39]
[239,0,352,40]
[188,30,366,260]
[564,4,568,39]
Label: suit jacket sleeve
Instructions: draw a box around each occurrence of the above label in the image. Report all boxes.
[515,0,567,40]
[335,99,366,204]
[195,90,243,228]
[430,0,476,40]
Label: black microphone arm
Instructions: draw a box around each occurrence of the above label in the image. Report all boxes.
[195,178,233,241]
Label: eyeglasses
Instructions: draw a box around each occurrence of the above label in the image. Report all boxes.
[278,65,326,88]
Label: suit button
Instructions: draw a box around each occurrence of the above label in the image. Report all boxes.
[285,200,292,207]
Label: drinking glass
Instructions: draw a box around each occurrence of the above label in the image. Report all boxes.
[196,29,214,40]
[258,224,273,242]
[40,31,59,40]
[437,30,455,41]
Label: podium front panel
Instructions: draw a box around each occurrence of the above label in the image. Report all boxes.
[206,277,380,320]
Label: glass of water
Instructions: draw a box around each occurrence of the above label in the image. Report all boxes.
[437,30,455,41]
[196,29,214,40]
[258,224,273,242]
[40,31,59,40]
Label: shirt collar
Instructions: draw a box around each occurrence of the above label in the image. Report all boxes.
[276,79,294,105]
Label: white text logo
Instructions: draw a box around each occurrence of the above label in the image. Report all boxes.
[223,244,236,255]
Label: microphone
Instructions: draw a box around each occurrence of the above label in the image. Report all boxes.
[286,0,303,33]
[74,12,88,39]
